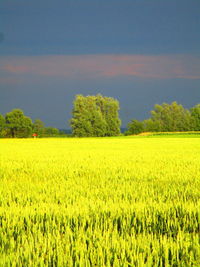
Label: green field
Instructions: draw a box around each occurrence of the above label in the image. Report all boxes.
[0,136,200,266]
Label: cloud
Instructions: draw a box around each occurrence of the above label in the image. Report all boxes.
[3,64,29,74]
[0,54,200,81]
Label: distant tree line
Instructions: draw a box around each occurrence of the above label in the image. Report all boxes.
[0,109,61,138]
[125,102,200,135]
[1,97,200,138]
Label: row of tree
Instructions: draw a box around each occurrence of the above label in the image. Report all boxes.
[125,102,200,135]
[1,96,200,138]
[0,109,60,138]
[0,94,121,138]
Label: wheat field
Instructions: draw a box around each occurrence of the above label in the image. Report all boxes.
[0,137,200,266]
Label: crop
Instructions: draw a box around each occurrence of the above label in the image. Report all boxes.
[0,137,200,266]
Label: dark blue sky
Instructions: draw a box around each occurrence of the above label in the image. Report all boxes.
[0,0,200,128]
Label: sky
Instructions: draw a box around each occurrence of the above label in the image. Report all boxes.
[0,0,200,128]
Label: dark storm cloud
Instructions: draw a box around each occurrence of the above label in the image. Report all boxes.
[0,0,200,128]
[0,33,4,43]
[0,0,200,55]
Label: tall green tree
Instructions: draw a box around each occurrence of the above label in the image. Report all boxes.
[94,94,121,136]
[71,95,95,137]
[103,96,121,136]
[149,102,191,132]
[5,109,33,137]
[190,104,200,130]
[0,114,5,137]
[70,94,121,137]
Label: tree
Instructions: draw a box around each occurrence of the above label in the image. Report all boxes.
[149,102,191,132]
[70,94,121,137]
[143,118,162,132]
[33,119,45,137]
[44,127,59,137]
[5,109,33,137]
[102,96,121,136]
[190,104,200,130]
[0,114,5,137]
[125,119,144,135]
[70,95,97,137]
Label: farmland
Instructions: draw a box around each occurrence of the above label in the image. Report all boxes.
[0,136,200,266]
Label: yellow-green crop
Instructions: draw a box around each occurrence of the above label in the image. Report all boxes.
[0,137,200,266]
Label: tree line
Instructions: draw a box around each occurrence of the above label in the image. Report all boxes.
[0,109,60,138]
[125,102,200,135]
[1,95,200,138]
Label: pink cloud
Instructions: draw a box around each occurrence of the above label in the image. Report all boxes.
[3,64,30,74]
[0,54,200,80]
